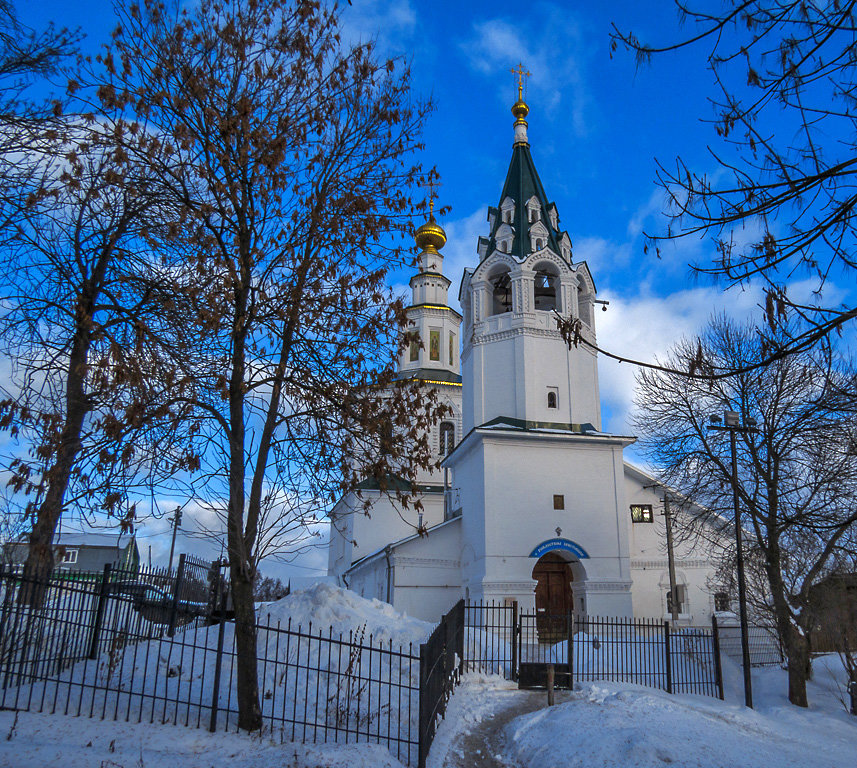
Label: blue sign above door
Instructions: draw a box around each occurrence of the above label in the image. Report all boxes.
[529,538,589,559]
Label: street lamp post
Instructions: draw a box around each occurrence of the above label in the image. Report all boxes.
[709,410,756,709]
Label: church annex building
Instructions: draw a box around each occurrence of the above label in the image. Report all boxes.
[328,86,726,625]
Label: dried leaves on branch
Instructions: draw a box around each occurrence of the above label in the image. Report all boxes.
[82,0,442,730]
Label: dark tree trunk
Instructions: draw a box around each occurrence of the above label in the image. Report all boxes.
[785,628,810,707]
[225,253,262,732]
[229,561,262,731]
[20,319,93,607]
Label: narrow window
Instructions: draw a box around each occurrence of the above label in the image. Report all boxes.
[440,422,455,456]
[547,391,558,409]
[630,504,654,523]
[667,585,688,615]
[714,592,731,612]
[449,332,455,366]
[491,271,512,314]
[379,422,393,455]
[534,270,557,312]
[553,494,565,510]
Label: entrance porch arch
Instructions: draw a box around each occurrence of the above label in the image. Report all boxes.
[530,549,587,642]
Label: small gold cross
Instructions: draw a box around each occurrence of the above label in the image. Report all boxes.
[420,174,442,215]
[510,62,531,100]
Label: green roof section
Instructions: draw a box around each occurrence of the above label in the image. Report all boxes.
[355,473,444,494]
[486,143,565,262]
[478,416,598,433]
[394,368,462,384]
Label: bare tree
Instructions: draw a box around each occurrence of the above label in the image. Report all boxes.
[93,0,444,730]
[611,1,857,356]
[0,128,199,594]
[634,315,857,707]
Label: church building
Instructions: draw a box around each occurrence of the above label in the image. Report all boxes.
[327,84,725,625]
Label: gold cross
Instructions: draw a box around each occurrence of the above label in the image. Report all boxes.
[510,62,531,100]
[420,174,442,216]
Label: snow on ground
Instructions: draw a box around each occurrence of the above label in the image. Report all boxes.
[429,658,857,768]
[0,709,406,768]
[3,582,856,768]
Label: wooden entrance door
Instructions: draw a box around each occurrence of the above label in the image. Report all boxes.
[532,552,573,643]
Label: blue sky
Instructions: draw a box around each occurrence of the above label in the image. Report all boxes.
[18,1,854,577]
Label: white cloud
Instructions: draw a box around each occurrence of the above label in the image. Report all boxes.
[458,8,589,135]
[596,283,764,438]
[440,207,489,312]
[339,0,417,56]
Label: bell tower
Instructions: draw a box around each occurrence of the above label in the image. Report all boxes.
[397,196,462,384]
[459,76,601,433]
[447,72,633,616]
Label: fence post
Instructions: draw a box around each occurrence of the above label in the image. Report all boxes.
[209,578,227,732]
[711,614,725,700]
[568,612,574,689]
[511,601,518,682]
[418,642,429,768]
[167,553,186,638]
[88,563,112,660]
[663,620,673,694]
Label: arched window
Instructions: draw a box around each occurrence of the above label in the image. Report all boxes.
[490,269,512,314]
[440,422,455,456]
[547,391,558,409]
[534,269,557,312]
[578,284,593,326]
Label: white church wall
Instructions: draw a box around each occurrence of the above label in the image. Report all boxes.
[348,490,446,566]
[347,555,388,604]
[624,466,722,623]
[453,430,633,616]
[390,520,462,623]
[327,495,357,582]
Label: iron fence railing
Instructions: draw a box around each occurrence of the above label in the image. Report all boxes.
[463,601,724,699]
[418,600,463,768]
[714,620,783,666]
[463,600,517,678]
[0,565,422,765]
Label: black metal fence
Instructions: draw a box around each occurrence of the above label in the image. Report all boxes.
[714,619,783,666]
[0,565,421,765]
[464,601,516,677]
[418,600,464,768]
[463,601,724,699]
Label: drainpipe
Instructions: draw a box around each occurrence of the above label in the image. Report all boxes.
[384,545,393,604]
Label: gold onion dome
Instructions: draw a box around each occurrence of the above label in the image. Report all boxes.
[415,209,446,254]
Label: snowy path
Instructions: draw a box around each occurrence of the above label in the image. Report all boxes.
[427,676,568,767]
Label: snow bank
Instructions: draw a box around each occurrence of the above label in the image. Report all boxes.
[504,681,857,768]
[0,709,407,768]
[259,582,432,649]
